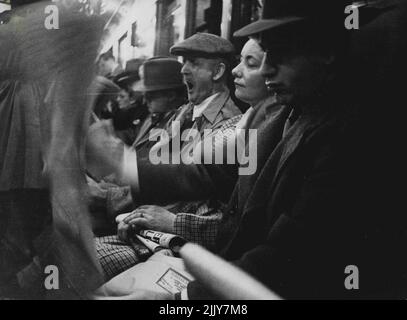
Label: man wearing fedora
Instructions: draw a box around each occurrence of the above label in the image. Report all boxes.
[87,58,148,234]
[131,57,187,152]
[104,57,187,215]
[88,58,186,235]
[94,0,407,299]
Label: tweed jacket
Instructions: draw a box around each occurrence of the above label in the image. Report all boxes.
[134,90,242,204]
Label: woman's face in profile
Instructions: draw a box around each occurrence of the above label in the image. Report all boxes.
[232,39,269,106]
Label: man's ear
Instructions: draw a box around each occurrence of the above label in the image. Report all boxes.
[212,62,226,81]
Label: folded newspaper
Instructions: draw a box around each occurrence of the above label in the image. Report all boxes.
[116,212,187,256]
[126,229,188,260]
[99,247,194,296]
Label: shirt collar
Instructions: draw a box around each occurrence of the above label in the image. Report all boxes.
[192,93,220,121]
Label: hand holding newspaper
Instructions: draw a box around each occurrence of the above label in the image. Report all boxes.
[95,213,192,298]
[116,209,187,253]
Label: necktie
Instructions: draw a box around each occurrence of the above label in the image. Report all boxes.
[180,103,194,134]
[193,115,204,133]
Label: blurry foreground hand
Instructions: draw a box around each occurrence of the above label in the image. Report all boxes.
[86,120,125,181]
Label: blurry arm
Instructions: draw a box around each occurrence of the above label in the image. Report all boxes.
[86,116,241,203]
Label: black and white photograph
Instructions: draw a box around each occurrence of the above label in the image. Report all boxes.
[0,0,406,306]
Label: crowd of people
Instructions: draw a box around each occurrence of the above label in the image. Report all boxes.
[1,0,407,299]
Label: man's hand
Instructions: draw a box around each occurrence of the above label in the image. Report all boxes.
[123,205,176,234]
[117,220,134,242]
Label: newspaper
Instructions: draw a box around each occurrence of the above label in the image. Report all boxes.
[99,251,194,295]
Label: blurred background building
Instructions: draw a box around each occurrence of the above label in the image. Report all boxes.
[0,0,263,68]
[0,0,10,13]
[101,0,263,68]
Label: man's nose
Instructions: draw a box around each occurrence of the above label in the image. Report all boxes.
[260,52,277,78]
[181,61,191,74]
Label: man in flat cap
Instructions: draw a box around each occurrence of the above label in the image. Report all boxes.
[94,0,407,299]
[87,34,242,279]
[88,33,241,203]
[130,33,241,203]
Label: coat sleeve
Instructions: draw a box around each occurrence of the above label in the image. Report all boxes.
[135,158,237,203]
[133,115,242,203]
[174,210,223,250]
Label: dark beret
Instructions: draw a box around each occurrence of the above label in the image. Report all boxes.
[170,33,235,58]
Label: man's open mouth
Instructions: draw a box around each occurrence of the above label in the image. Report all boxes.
[185,80,194,91]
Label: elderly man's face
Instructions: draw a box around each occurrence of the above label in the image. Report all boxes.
[181,56,219,105]
[259,35,331,106]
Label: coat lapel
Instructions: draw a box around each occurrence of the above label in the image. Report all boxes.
[218,103,291,254]
[237,102,291,211]
[272,113,328,188]
[133,111,176,149]
[239,112,325,232]
[132,116,153,148]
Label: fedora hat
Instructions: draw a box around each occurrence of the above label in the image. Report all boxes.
[132,57,185,92]
[114,58,145,87]
[234,0,352,38]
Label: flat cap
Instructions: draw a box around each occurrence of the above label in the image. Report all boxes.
[170,33,234,58]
